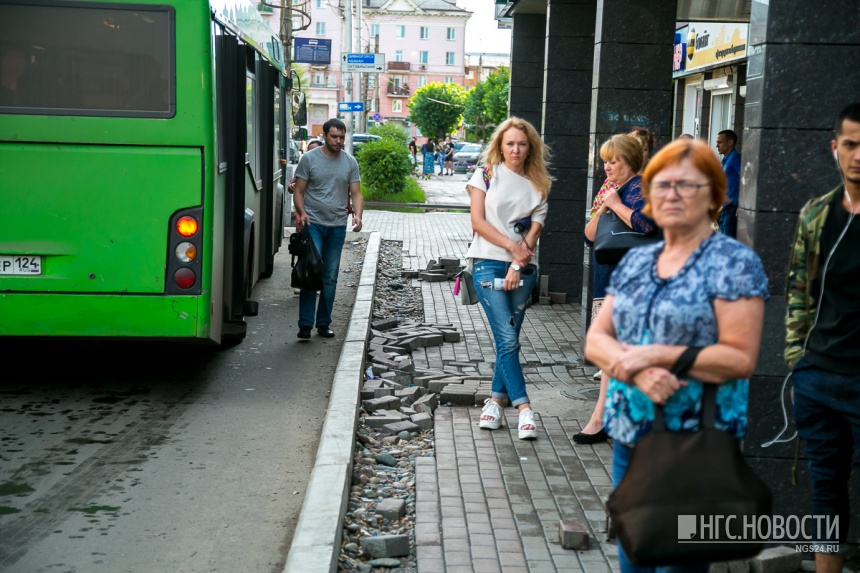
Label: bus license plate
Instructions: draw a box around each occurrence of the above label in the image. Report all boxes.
[0,255,42,275]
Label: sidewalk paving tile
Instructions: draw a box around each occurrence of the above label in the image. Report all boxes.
[365,188,618,572]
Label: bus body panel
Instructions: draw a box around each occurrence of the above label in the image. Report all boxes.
[0,143,202,294]
[0,0,284,343]
[0,293,203,338]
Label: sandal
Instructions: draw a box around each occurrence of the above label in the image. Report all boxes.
[518,408,537,440]
[479,398,502,430]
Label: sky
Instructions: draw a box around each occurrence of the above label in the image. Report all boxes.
[456,0,511,54]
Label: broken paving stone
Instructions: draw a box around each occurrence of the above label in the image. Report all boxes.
[363,395,402,414]
[410,412,433,430]
[382,420,420,435]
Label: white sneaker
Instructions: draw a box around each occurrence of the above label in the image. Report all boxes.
[592,369,603,381]
[479,399,502,430]
[518,408,537,440]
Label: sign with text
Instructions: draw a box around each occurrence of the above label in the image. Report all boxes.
[341,53,385,73]
[338,102,365,113]
[294,37,331,65]
[673,23,749,77]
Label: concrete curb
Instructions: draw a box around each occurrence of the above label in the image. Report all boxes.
[282,231,381,573]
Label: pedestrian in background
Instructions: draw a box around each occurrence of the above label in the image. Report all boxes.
[467,117,552,440]
[421,138,435,175]
[437,138,446,175]
[716,129,741,238]
[289,138,324,295]
[586,138,768,572]
[408,136,417,163]
[292,118,363,339]
[575,134,655,445]
[444,138,455,176]
[786,102,860,573]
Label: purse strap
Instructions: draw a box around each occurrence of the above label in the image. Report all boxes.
[652,346,717,431]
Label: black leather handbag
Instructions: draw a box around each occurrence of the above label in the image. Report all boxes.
[593,210,660,265]
[606,383,772,567]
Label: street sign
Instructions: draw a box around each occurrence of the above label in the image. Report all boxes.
[341,52,385,73]
[294,38,332,65]
[372,113,382,122]
[338,102,365,113]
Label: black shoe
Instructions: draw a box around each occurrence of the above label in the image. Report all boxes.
[317,327,335,338]
[572,429,608,444]
[297,328,311,339]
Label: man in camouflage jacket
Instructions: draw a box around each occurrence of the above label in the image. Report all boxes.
[786,102,860,573]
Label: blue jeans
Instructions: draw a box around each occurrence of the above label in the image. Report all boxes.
[718,202,737,238]
[792,358,860,544]
[298,223,346,329]
[472,259,537,407]
[437,153,444,173]
[612,443,710,573]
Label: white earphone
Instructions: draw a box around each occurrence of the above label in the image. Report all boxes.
[833,149,839,162]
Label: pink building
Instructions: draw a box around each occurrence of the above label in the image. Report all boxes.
[290,0,470,137]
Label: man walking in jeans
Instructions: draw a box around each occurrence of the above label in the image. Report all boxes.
[786,102,860,573]
[292,118,363,339]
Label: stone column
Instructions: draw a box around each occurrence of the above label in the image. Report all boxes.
[584,0,675,323]
[538,0,597,299]
[508,13,546,130]
[741,0,860,539]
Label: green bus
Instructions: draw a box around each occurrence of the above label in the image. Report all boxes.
[0,0,290,343]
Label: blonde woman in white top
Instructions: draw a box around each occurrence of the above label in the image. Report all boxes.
[465,117,552,439]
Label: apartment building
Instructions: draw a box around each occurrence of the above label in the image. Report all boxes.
[287,0,470,136]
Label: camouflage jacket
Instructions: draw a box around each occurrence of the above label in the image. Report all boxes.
[784,185,842,368]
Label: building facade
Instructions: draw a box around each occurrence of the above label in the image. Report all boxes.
[501,0,860,539]
[463,52,510,89]
[286,0,469,136]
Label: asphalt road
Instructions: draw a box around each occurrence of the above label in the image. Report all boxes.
[0,243,364,573]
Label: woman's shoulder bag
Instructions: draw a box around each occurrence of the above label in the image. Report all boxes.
[606,357,772,567]
[593,209,660,265]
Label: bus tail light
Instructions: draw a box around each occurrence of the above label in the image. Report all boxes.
[166,207,203,295]
[176,216,199,237]
[173,268,196,289]
[175,242,197,263]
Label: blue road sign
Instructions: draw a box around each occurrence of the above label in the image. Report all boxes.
[373,113,382,122]
[345,53,375,64]
[338,102,364,113]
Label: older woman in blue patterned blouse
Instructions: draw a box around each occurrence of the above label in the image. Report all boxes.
[585,139,769,573]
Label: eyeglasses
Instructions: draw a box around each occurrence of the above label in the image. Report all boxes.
[650,181,709,198]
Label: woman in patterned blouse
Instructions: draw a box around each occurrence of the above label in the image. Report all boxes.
[585,139,768,573]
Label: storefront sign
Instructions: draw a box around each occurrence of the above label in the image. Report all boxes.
[673,22,749,78]
[673,30,687,73]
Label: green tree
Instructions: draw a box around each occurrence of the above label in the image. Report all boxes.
[483,67,509,125]
[464,81,488,142]
[463,67,510,142]
[369,122,409,145]
[407,82,466,139]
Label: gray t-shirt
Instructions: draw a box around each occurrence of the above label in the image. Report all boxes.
[294,147,361,226]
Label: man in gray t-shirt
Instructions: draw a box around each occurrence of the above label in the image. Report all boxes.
[292,118,363,339]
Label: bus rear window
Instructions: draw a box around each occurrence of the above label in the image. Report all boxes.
[0,2,174,118]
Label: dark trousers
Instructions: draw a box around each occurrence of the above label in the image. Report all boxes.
[793,358,860,544]
[718,202,737,238]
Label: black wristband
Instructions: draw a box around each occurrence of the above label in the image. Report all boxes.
[670,346,704,379]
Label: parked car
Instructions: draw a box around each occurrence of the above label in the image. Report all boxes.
[453,143,483,173]
[351,133,381,155]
